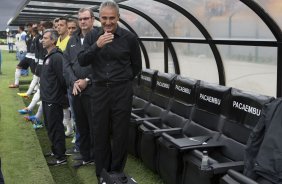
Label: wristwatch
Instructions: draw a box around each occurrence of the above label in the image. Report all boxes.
[85,78,91,85]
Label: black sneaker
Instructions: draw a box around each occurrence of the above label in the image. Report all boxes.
[65,147,79,156]
[44,151,54,157]
[47,158,67,166]
[98,177,104,184]
[72,160,95,168]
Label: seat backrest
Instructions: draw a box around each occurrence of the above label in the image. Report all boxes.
[150,72,177,109]
[170,75,199,118]
[134,69,158,101]
[183,81,231,137]
[151,76,198,130]
[145,72,177,117]
[219,88,274,161]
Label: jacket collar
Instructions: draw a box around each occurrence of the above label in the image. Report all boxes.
[45,47,62,58]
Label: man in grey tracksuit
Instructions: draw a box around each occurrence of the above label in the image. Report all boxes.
[63,8,96,168]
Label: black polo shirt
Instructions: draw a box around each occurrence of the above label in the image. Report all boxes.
[78,26,142,82]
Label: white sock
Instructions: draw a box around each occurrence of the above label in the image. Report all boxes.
[26,75,39,95]
[70,118,76,127]
[63,108,71,127]
[27,89,40,110]
[34,84,39,91]
[65,120,73,136]
[15,69,21,85]
[35,103,43,119]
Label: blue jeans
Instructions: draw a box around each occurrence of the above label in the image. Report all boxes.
[18,51,28,76]
[8,43,13,52]
[18,51,26,62]
[21,69,29,76]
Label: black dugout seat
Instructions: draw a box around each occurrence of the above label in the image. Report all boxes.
[135,72,176,171]
[132,69,158,111]
[128,69,158,157]
[157,81,231,184]
[138,76,198,173]
[182,88,274,184]
[134,72,176,119]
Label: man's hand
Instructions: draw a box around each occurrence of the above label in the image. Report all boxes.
[96,32,114,48]
[72,81,81,96]
[77,79,88,91]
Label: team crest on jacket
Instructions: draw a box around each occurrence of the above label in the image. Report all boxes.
[45,58,50,65]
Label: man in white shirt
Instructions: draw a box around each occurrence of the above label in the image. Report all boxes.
[7,32,14,53]
[15,26,27,62]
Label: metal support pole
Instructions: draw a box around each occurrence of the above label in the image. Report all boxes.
[277,42,282,97]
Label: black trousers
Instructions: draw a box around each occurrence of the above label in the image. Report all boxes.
[73,93,94,161]
[91,81,133,176]
[42,101,66,159]
[17,57,36,74]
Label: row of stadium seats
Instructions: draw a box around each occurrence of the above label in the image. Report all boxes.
[128,69,275,184]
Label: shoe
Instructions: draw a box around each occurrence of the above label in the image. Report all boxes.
[65,147,79,156]
[32,116,41,124]
[73,154,83,160]
[47,158,67,166]
[17,92,29,98]
[44,151,54,157]
[32,117,43,129]
[24,115,36,122]
[72,160,94,168]
[33,123,43,129]
[9,84,19,88]
[18,108,31,115]
[98,177,106,184]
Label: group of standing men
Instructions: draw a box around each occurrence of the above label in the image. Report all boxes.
[24,1,142,182]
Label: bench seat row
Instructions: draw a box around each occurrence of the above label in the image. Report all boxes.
[128,69,274,184]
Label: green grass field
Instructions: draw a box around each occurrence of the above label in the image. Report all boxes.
[0,50,164,184]
[0,39,6,44]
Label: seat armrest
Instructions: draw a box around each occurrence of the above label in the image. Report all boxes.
[163,133,221,150]
[212,161,244,174]
[162,132,183,143]
[132,108,144,114]
[134,117,161,123]
[141,121,159,130]
[140,121,182,136]
[162,133,224,152]
[131,112,141,120]
[152,128,182,136]
[179,138,224,152]
[164,135,213,149]
[222,169,258,184]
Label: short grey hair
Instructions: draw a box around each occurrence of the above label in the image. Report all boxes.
[100,0,119,15]
[43,29,59,42]
[78,8,94,18]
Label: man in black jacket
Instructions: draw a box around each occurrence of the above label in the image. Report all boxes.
[41,28,67,166]
[63,8,96,168]
[78,0,142,179]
